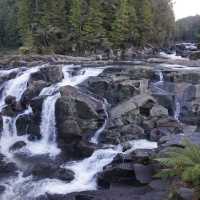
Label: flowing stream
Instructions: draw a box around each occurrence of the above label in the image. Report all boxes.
[0,64,158,200]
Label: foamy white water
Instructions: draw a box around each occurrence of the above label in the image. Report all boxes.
[39,93,61,156]
[160,52,189,60]
[0,67,40,110]
[1,139,157,200]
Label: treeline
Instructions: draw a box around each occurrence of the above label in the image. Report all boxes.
[175,15,200,42]
[0,0,175,55]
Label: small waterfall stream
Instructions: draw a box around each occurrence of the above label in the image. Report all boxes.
[153,70,181,121]
[38,93,61,156]
[0,67,40,110]
[158,71,164,82]
[174,97,181,121]
[90,99,109,144]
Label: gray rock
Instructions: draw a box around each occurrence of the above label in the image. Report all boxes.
[9,141,26,152]
[150,105,168,117]
[177,187,194,200]
[134,164,153,184]
[40,65,63,83]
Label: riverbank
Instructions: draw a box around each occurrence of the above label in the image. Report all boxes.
[1,53,200,70]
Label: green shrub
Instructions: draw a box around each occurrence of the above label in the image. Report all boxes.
[156,140,200,187]
[19,46,31,55]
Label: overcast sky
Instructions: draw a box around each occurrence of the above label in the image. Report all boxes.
[174,0,200,20]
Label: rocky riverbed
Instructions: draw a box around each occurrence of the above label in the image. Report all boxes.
[0,54,199,200]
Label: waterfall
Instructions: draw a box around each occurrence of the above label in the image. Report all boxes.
[0,67,40,110]
[0,66,40,157]
[90,99,109,144]
[40,94,60,144]
[174,98,181,121]
[0,106,33,157]
[38,93,61,156]
[0,64,159,200]
[158,71,164,82]
[38,65,106,154]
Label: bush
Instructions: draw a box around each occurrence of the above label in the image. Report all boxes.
[156,140,200,188]
[19,46,31,55]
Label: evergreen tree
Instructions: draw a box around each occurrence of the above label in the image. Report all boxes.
[127,0,139,45]
[68,0,82,53]
[135,0,154,46]
[151,0,175,47]
[110,0,130,48]
[0,0,20,48]
[18,0,33,47]
[82,0,106,53]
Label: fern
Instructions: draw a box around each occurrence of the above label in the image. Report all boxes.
[156,140,200,187]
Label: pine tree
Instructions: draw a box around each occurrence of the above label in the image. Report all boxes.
[18,0,33,47]
[68,0,82,53]
[82,0,106,53]
[110,0,130,48]
[135,0,154,46]
[0,0,20,48]
[110,0,138,49]
[127,0,139,45]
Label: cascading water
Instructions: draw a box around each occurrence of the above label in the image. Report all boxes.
[0,64,158,200]
[38,93,61,156]
[158,71,164,82]
[152,70,166,94]
[0,66,40,158]
[0,67,40,110]
[1,140,157,200]
[90,99,109,144]
[153,70,181,121]
[174,97,181,121]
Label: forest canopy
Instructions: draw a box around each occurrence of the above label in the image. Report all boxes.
[175,15,200,42]
[0,0,175,55]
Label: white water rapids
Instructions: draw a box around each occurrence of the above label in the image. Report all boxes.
[0,64,158,200]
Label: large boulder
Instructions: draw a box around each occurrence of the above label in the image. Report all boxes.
[40,65,63,83]
[0,154,18,178]
[30,65,63,84]
[55,86,101,159]
[24,163,74,181]
[97,162,138,187]
[2,96,23,117]
[21,80,49,106]
[16,96,46,140]
[82,66,152,106]
[102,124,145,145]
[82,77,142,106]
[150,105,168,118]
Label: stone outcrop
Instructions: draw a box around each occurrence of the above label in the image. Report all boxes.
[55,86,102,159]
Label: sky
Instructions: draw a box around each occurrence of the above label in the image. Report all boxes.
[174,0,200,20]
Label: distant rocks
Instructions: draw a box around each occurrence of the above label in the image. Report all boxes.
[189,51,200,60]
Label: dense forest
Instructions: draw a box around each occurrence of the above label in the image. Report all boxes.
[175,15,200,43]
[0,0,175,55]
